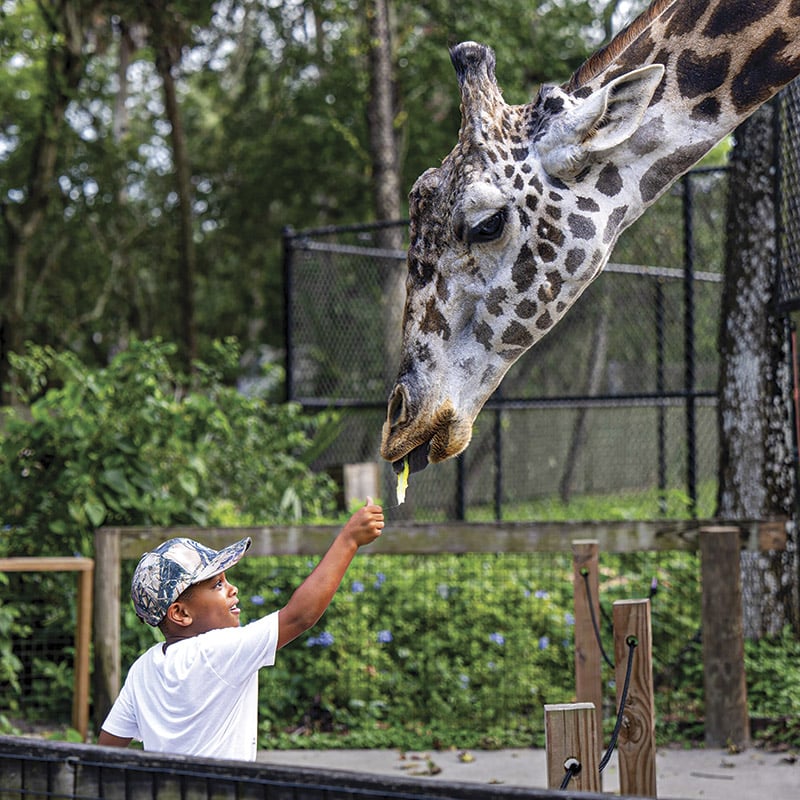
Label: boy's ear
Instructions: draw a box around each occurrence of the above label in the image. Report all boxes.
[165,601,193,628]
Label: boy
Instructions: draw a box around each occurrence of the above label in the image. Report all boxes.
[97,498,384,760]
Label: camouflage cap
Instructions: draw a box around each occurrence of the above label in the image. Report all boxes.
[131,536,252,626]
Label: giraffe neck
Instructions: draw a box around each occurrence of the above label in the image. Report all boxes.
[568,0,800,205]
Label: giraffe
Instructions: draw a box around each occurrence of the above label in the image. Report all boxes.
[380,0,800,476]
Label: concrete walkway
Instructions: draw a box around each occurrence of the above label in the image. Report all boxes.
[257,745,799,798]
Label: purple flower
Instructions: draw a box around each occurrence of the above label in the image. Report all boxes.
[538,636,549,650]
[373,572,386,588]
[459,674,470,689]
[307,631,335,647]
[564,612,575,626]
[250,595,264,606]
[489,632,505,646]
[534,590,549,599]
[377,629,393,643]
[351,581,365,593]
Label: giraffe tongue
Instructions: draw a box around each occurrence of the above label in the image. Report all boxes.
[392,442,430,476]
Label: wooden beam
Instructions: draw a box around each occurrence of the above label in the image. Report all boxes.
[0,557,93,572]
[98,518,772,560]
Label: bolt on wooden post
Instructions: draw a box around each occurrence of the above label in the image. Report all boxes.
[544,702,600,792]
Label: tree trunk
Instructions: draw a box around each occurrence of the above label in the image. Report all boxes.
[153,37,198,369]
[717,103,798,637]
[366,0,405,384]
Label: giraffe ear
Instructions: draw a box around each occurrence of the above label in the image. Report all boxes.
[538,64,665,179]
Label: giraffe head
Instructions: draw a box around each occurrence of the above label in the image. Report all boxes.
[380,42,664,474]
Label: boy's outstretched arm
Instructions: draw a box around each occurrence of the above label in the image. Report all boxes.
[277,498,383,649]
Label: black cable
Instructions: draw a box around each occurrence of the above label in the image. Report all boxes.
[599,636,638,774]
[581,569,615,669]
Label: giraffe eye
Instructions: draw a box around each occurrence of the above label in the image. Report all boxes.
[467,209,506,243]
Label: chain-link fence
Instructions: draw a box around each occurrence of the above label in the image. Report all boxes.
[778,81,800,312]
[284,168,727,522]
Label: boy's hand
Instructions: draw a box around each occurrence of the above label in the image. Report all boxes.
[341,497,384,547]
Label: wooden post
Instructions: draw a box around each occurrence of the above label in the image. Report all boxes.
[73,565,93,741]
[544,702,600,792]
[93,528,121,733]
[699,526,749,749]
[613,599,657,798]
[572,539,603,751]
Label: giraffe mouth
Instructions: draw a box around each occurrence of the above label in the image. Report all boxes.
[391,441,431,476]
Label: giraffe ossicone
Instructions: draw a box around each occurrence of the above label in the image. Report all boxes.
[381,0,800,475]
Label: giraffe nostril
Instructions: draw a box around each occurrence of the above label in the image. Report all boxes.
[387,385,408,428]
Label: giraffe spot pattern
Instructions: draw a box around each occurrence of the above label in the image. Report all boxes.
[567,213,596,240]
[691,96,722,121]
[421,296,451,339]
[604,205,628,243]
[676,50,730,98]
[502,320,533,348]
[704,0,779,37]
[536,310,553,331]
[511,242,538,292]
[486,287,508,315]
[577,196,600,212]
[640,141,716,203]
[664,0,707,38]
[565,248,586,275]
[731,30,800,113]
[537,218,565,246]
[515,298,537,318]
[538,270,564,303]
[538,242,556,262]
[595,163,623,197]
[474,320,494,351]
[545,204,562,219]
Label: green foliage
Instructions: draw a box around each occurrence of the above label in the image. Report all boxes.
[0,576,24,697]
[0,338,338,557]
[745,627,800,720]
[232,553,578,749]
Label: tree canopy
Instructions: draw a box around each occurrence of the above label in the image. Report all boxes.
[0,0,639,395]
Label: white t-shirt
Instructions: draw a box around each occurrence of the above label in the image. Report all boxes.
[102,611,280,761]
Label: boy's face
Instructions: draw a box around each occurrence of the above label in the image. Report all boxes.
[180,571,241,633]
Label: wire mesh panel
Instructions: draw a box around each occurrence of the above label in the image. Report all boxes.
[284,169,728,521]
[777,77,800,311]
